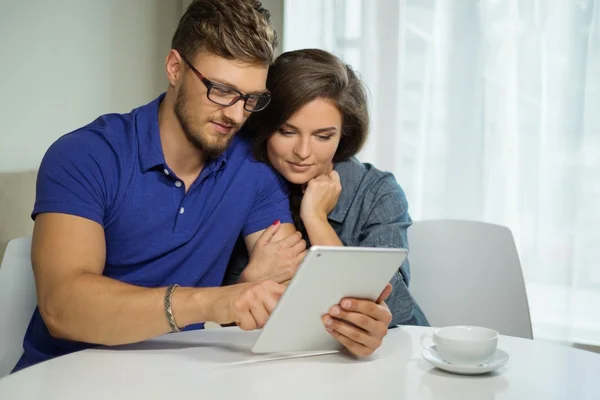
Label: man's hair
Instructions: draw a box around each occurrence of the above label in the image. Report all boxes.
[171,0,278,65]
[246,49,369,163]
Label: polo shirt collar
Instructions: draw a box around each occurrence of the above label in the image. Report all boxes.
[137,93,229,173]
[138,93,167,172]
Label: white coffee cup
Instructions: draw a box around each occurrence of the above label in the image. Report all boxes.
[420,326,499,365]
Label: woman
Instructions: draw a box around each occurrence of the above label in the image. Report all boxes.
[225,48,428,340]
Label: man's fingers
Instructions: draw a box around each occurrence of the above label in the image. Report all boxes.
[254,282,285,326]
[262,280,287,297]
[249,302,270,329]
[263,292,280,314]
[256,220,281,247]
[236,311,257,331]
[376,283,393,304]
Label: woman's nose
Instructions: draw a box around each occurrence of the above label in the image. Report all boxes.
[293,140,311,159]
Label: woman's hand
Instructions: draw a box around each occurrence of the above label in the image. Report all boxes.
[240,222,307,284]
[321,283,393,357]
[300,166,342,222]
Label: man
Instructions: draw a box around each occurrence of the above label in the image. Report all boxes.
[13,0,305,372]
[15,0,392,372]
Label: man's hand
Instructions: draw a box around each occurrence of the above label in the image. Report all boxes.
[321,283,393,357]
[206,280,286,330]
[240,221,306,284]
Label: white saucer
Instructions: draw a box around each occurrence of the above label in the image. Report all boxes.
[421,348,510,375]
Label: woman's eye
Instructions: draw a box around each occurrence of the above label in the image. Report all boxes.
[316,135,332,141]
[279,129,295,136]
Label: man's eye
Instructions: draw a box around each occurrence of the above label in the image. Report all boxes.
[212,86,236,96]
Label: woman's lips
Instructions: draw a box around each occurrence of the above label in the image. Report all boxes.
[287,161,313,172]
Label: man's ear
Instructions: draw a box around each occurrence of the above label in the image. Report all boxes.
[165,49,183,88]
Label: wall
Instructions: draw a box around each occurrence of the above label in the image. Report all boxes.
[0,0,181,172]
[261,0,285,57]
[0,0,284,173]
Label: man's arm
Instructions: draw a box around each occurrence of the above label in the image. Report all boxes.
[243,222,297,250]
[235,163,306,284]
[33,213,283,345]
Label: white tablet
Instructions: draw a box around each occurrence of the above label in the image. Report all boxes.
[251,245,407,353]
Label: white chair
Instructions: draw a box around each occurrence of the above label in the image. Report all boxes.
[0,236,36,378]
[407,220,533,339]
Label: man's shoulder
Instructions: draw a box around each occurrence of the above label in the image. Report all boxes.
[227,135,280,178]
[46,109,139,165]
[227,134,252,159]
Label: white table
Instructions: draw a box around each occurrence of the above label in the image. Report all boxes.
[1,326,599,399]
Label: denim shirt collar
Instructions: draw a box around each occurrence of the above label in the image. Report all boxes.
[328,158,365,223]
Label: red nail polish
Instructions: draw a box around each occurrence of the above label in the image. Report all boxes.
[273,219,280,225]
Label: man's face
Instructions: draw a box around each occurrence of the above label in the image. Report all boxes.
[174,51,269,158]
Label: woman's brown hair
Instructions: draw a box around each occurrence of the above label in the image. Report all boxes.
[245,48,369,162]
[244,49,370,234]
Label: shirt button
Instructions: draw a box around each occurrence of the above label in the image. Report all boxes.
[175,181,182,188]
[179,207,185,214]
[163,168,170,176]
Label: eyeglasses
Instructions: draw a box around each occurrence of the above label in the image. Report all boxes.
[181,56,271,112]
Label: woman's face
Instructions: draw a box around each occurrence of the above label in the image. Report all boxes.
[266,98,342,184]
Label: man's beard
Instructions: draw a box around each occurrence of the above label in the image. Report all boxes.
[174,85,238,159]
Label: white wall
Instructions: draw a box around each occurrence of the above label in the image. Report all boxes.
[261,0,284,57]
[0,0,181,172]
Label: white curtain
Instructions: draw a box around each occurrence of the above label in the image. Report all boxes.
[283,0,600,345]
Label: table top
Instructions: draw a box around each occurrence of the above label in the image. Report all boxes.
[1,326,599,399]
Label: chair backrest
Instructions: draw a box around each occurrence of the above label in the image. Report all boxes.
[407,220,533,339]
[0,236,36,378]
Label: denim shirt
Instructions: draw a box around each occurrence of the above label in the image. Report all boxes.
[224,157,429,327]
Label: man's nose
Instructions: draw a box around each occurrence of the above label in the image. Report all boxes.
[221,100,246,125]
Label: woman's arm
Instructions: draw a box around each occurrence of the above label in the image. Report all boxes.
[355,188,418,326]
[300,169,343,246]
[303,216,343,246]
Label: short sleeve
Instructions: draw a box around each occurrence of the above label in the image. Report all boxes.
[242,165,293,237]
[357,184,416,325]
[32,131,116,227]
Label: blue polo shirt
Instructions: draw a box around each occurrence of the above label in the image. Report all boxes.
[15,93,293,372]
